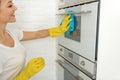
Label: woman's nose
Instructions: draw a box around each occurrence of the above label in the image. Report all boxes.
[13,5,17,11]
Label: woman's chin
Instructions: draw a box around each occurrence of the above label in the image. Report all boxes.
[8,17,16,22]
[9,19,16,23]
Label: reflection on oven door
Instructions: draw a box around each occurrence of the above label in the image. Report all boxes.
[64,60,79,80]
[57,60,82,80]
[57,62,64,80]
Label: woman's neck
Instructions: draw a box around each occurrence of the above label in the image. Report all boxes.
[0,22,7,37]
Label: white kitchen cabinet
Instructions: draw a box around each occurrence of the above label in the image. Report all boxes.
[96,0,120,80]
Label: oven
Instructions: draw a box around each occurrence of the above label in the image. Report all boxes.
[56,1,100,80]
[56,45,96,80]
[57,2,99,62]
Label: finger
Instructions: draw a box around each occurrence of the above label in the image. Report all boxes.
[33,60,45,66]
[33,63,45,69]
[66,26,70,31]
[34,61,45,66]
[62,18,72,24]
[64,17,71,25]
[27,57,45,67]
[63,26,70,32]
[31,65,45,73]
[65,19,72,26]
[33,62,45,68]
[28,63,45,70]
[64,14,71,20]
[66,14,71,19]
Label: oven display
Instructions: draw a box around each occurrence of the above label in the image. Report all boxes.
[65,16,81,42]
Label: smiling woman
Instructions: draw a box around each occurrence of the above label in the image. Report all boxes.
[0,0,71,80]
[0,0,17,23]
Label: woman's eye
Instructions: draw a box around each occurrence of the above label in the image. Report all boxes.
[8,5,13,8]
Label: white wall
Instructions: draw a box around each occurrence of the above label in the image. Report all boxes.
[8,0,57,80]
[97,0,120,80]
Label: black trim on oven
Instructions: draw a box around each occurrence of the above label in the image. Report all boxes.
[95,1,100,61]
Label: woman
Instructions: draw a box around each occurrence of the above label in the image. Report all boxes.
[0,0,71,80]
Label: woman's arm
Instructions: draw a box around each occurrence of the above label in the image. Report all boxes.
[21,14,71,41]
[21,29,49,41]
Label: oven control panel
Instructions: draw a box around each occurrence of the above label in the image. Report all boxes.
[57,44,97,78]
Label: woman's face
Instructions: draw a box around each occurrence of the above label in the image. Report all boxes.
[0,0,17,23]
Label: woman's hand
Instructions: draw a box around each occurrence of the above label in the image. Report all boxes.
[48,14,71,37]
[14,57,45,80]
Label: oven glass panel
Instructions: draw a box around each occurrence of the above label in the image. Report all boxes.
[64,60,79,80]
[64,70,77,80]
[65,16,81,42]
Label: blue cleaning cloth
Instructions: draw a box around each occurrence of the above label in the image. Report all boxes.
[65,10,78,36]
[65,13,75,36]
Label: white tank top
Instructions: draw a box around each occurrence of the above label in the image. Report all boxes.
[0,27,26,80]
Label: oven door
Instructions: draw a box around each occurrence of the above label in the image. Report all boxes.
[57,2,99,62]
[56,56,94,80]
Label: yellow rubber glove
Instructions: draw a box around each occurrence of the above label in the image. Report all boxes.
[14,57,45,80]
[48,14,71,37]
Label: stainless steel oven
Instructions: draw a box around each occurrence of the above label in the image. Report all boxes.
[56,45,97,80]
[57,2,99,62]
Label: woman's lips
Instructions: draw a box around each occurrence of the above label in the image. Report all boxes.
[11,14,15,17]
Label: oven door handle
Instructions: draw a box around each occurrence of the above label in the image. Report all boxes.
[56,59,84,80]
[56,10,91,15]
